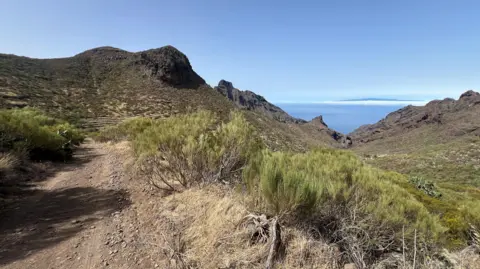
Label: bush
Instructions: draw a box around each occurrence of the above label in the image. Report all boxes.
[0,108,84,160]
[243,148,445,266]
[133,110,262,191]
[93,117,154,142]
[409,176,442,198]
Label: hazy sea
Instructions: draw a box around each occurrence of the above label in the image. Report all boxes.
[277,103,406,134]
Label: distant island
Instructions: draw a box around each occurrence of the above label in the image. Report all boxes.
[341,98,422,102]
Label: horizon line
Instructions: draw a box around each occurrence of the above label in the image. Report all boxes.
[275,100,430,106]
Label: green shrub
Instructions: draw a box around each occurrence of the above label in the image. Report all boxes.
[0,108,84,160]
[94,117,154,142]
[394,179,480,249]
[243,148,445,265]
[409,176,442,198]
[133,110,262,191]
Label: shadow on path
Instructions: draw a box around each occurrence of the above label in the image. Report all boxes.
[0,187,130,265]
[0,143,131,266]
[0,143,104,198]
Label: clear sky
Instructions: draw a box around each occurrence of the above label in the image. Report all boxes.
[1,0,479,102]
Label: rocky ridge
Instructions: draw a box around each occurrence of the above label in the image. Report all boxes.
[214,80,306,123]
[351,90,480,149]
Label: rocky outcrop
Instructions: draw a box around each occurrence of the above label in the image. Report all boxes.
[332,131,353,148]
[214,80,306,123]
[305,116,352,148]
[213,80,352,148]
[309,116,328,128]
[136,46,205,88]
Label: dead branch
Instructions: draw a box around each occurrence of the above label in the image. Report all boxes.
[265,217,281,269]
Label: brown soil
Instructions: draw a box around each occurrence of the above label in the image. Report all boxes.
[0,139,162,269]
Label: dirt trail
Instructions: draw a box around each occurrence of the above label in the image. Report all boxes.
[0,139,160,269]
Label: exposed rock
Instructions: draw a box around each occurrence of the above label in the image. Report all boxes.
[137,46,205,88]
[303,115,353,148]
[331,131,353,148]
[310,116,328,127]
[214,80,306,123]
[460,89,480,99]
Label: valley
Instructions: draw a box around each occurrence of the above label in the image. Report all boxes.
[1,45,479,268]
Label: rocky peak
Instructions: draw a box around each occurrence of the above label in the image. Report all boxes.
[459,90,479,99]
[137,46,205,88]
[75,45,205,89]
[218,79,234,91]
[310,116,328,128]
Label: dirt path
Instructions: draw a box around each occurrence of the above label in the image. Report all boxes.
[0,140,160,269]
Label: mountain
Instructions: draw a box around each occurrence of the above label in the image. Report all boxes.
[0,46,214,119]
[0,45,347,150]
[214,80,306,123]
[350,90,480,153]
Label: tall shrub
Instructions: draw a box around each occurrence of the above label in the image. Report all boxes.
[243,148,445,266]
[134,110,261,191]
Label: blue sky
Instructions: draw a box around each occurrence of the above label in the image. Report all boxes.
[1,0,479,102]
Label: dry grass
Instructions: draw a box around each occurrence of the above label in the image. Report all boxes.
[0,152,21,184]
[0,153,18,171]
[455,246,480,269]
[281,229,341,269]
[131,184,341,269]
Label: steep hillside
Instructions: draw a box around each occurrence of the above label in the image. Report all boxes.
[351,90,480,153]
[0,46,345,150]
[214,80,305,123]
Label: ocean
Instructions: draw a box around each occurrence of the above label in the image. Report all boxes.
[277,103,406,134]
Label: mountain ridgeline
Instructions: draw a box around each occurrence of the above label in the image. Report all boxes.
[0,45,351,150]
[213,79,353,147]
[351,90,480,153]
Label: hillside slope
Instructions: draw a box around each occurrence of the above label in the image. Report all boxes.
[0,46,346,150]
[351,90,480,153]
